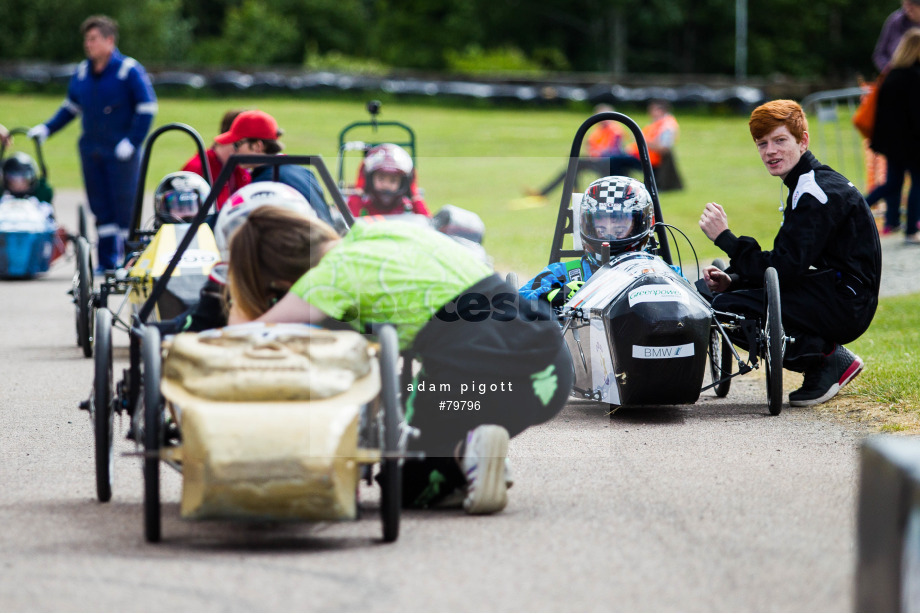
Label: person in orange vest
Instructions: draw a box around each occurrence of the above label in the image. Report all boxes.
[525,104,629,198]
[624,100,680,168]
[585,104,628,158]
[598,99,682,191]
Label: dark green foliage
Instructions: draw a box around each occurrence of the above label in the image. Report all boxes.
[0,0,901,79]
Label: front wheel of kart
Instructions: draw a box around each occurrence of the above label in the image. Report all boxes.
[709,327,733,398]
[764,267,784,416]
[74,236,94,358]
[378,324,402,543]
[142,325,164,543]
[93,308,114,503]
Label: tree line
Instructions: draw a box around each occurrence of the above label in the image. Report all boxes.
[0,0,893,81]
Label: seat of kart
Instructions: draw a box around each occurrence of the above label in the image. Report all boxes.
[162,324,373,401]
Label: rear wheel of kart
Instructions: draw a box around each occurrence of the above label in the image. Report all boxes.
[709,327,733,398]
[74,236,94,358]
[378,325,402,543]
[505,271,519,290]
[77,204,88,240]
[764,267,784,416]
[142,325,164,543]
[93,308,114,503]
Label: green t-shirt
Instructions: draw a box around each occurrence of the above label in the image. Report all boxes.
[290,220,492,348]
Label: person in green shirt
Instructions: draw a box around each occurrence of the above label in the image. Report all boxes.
[227,206,573,514]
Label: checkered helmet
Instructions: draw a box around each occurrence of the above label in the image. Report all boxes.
[214,181,315,261]
[362,143,413,210]
[154,171,210,225]
[579,176,654,266]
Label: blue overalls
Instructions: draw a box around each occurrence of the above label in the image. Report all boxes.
[44,49,157,269]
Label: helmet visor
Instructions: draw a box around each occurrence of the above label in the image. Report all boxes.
[161,190,200,221]
[582,207,638,242]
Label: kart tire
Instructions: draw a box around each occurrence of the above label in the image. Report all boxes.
[78,204,88,240]
[378,324,402,543]
[709,327,732,398]
[764,267,784,416]
[142,325,163,543]
[75,236,94,358]
[93,308,114,503]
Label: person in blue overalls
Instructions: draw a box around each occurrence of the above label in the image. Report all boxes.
[29,15,157,270]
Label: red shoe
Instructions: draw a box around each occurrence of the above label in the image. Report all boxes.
[882,225,902,236]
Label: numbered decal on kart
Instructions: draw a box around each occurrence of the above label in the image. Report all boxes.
[164,249,218,269]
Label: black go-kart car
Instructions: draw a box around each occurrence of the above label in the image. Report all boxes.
[542,111,786,416]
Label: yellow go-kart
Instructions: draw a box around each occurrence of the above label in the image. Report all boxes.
[72,123,218,358]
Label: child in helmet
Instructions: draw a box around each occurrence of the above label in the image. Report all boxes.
[151,181,315,335]
[1,152,54,221]
[520,175,658,307]
[226,209,573,514]
[152,171,211,227]
[347,143,430,217]
[2,152,40,199]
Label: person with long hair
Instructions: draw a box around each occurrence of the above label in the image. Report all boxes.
[871,27,920,242]
[227,208,573,514]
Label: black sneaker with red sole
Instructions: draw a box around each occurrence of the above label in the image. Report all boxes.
[789,345,864,407]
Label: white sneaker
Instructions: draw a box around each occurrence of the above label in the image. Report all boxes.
[462,425,510,514]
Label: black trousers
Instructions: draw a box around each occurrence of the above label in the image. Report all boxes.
[711,269,877,372]
[400,274,574,506]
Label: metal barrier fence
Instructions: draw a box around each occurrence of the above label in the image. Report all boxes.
[801,86,868,187]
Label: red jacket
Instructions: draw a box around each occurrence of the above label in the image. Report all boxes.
[182,148,251,210]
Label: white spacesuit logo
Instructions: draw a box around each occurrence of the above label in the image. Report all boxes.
[791,170,828,210]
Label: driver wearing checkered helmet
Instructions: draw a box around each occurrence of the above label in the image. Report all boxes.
[579,176,655,267]
[520,176,658,307]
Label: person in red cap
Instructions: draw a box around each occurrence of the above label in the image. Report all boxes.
[214,109,334,226]
[180,109,251,211]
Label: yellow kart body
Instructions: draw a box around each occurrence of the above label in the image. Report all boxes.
[127,223,219,321]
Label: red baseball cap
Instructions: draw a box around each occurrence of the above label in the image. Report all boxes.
[214,110,281,144]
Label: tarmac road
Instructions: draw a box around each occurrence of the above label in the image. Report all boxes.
[0,191,873,611]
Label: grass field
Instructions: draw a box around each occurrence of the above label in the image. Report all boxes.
[3,93,917,429]
[2,93,803,275]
